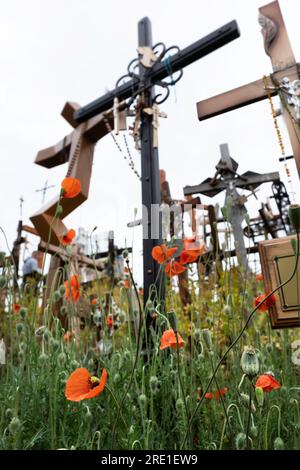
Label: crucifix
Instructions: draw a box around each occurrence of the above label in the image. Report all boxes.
[30,17,240,306]
[196,0,300,177]
[184,143,280,272]
[35,179,55,204]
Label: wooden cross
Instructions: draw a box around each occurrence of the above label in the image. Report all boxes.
[184,143,280,271]
[143,104,167,148]
[196,1,300,176]
[30,17,240,306]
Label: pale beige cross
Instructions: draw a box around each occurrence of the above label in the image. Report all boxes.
[143,103,167,148]
[196,1,300,176]
[137,46,158,68]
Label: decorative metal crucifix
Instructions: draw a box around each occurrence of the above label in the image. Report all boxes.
[31,17,240,305]
[196,0,300,176]
[184,143,280,271]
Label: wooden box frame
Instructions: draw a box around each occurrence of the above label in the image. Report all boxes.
[259,235,300,328]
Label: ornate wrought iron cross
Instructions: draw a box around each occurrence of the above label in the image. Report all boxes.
[31,17,240,304]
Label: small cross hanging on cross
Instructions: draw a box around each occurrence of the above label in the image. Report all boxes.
[143,103,167,148]
[137,46,158,68]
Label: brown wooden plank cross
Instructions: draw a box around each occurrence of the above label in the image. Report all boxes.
[30,102,121,245]
[197,1,300,176]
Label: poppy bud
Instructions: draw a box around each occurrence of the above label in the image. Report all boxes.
[59,285,66,296]
[5,408,13,420]
[84,406,92,424]
[201,329,212,352]
[56,204,63,217]
[50,338,59,352]
[38,353,48,365]
[16,323,24,335]
[0,276,6,289]
[138,394,147,407]
[20,307,27,319]
[43,329,51,342]
[224,304,231,315]
[122,250,129,260]
[289,204,300,232]
[255,386,264,408]
[176,398,184,412]
[149,376,159,394]
[60,306,68,316]
[239,393,256,413]
[57,352,66,367]
[235,432,247,450]
[9,417,21,435]
[167,310,178,332]
[274,437,285,450]
[280,386,287,397]
[52,291,61,302]
[241,346,259,379]
[193,328,201,342]
[250,425,258,438]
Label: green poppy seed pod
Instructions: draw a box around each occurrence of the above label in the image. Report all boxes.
[122,249,129,260]
[255,386,264,408]
[19,307,27,319]
[59,285,66,296]
[274,437,285,450]
[138,394,147,407]
[52,291,61,302]
[235,433,247,450]
[56,204,64,217]
[201,329,212,352]
[241,346,259,379]
[16,323,24,335]
[71,360,79,369]
[289,204,300,232]
[239,393,256,413]
[167,310,178,332]
[0,275,7,289]
[9,417,21,435]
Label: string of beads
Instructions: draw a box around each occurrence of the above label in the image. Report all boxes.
[104,117,141,181]
[263,75,295,202]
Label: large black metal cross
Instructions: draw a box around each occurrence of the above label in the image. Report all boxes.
[73,18,240,304]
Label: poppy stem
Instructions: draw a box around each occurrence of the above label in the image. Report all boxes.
[181,231,300,450]
[175,332,192,448]
[246,379,252,450]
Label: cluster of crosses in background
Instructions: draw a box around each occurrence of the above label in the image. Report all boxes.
[6,1,298,322]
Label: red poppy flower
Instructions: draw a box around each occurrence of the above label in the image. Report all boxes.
[254,292,276,312]
[91,298,98,306]
[124,279,130,289]
[160,329,185,350]
[13,303,21,313]
[61,177,81,199]
[65,367,107,402]
[152,244,177,264]
[106,315,113,328]
[256,273,264,281]
[165,261,186,277]
[255,374,281,392]
[61,229,76,245]
[64,275,80,302]
[64,331,74,343]
[205,387,228,400]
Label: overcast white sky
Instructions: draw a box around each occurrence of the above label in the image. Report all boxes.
[0,0,300,280]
